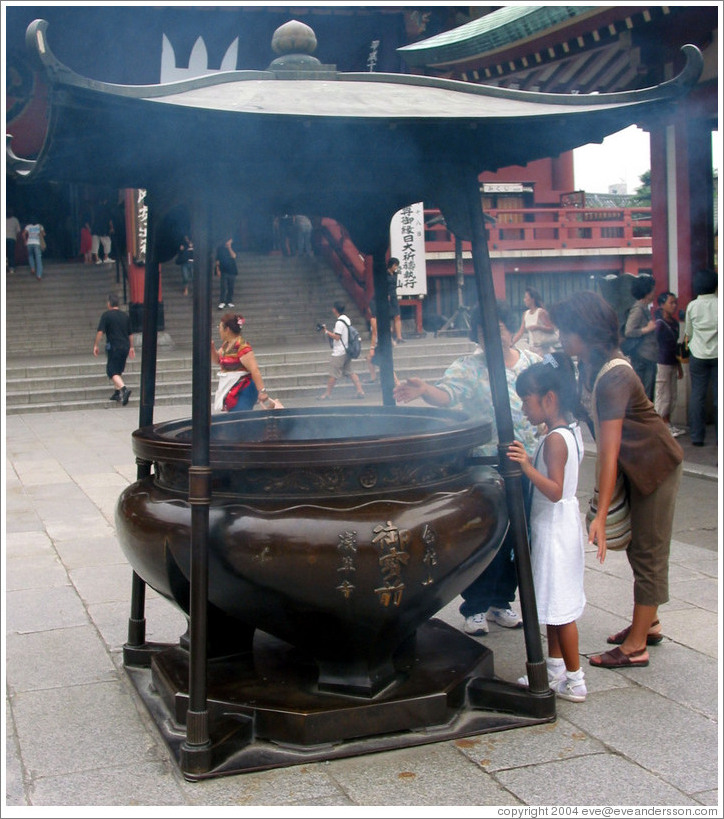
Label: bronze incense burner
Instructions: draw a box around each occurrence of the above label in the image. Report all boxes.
[117,406,506,697]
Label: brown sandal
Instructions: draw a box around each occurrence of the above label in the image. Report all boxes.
[607,620,663,646]
[589,646,649,669]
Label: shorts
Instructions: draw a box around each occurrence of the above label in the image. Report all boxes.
[106,348,129,379]
[330,353,352,379]
[369,295,400,318]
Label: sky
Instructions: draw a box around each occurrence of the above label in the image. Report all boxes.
[573,124,721,194]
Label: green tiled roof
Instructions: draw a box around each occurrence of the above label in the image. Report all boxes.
[399,6,594,66]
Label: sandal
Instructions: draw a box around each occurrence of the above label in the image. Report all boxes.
[607,620,663,646]
[589,646,649,669]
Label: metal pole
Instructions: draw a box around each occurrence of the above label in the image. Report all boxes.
[125,192,160,648]
[181,197,213,771]
[463,169,548,696]
[371,243,395,406]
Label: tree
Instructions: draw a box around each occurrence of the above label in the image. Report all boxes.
[632,169,651,205]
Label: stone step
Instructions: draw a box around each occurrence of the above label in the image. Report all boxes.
[5,253,370,356]
[5,339,475,413]
[5,255,471,413]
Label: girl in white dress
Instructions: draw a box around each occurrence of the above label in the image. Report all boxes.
[508,352,587,702]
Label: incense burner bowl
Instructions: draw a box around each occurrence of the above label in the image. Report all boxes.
[116,407,507,695]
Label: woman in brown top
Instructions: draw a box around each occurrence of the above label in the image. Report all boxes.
[549,291,683,670]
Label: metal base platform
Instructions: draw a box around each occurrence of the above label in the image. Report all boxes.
[125,618,556,780]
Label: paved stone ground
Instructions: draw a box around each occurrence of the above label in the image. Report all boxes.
[3,404,720,814]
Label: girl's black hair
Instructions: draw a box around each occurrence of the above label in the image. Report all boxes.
[515,352,580,416]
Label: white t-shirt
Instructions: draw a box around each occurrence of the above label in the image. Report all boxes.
[25,224,44,247]
[332,316,350,356]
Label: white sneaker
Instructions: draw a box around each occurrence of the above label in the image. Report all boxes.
[218,303,226,309]
[551,673,587,703]
[227,302,235,307]
[463,613,489,635]
[486,606,523,628]
[668,425,685,438]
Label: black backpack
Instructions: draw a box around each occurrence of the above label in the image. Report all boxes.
[340,317,362,359]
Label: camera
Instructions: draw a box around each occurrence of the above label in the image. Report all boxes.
[315,323,325,332]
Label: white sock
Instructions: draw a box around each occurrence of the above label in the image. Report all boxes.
[566,667,585,682]
[546,657,565,680]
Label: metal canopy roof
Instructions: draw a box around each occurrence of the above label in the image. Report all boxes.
[9,18,702,247]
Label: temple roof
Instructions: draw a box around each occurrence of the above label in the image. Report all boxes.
[398,6,594,68]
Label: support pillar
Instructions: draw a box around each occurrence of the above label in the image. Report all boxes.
[180,195,214,774]
[123,192,161,662]
[371,242,396,406]
[463,168,549,698]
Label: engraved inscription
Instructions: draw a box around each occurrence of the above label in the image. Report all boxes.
[336,530,358,598]
[421,523,439,586]
[372,521,410,606]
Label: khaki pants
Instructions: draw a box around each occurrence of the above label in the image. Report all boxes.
[627,462,682,606]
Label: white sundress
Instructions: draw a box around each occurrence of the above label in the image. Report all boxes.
[529,424,586,626]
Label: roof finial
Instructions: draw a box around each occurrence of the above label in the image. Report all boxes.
[268,20,331,75]
[271,20,317,56]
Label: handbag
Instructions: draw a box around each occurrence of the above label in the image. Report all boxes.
[620,334,643,358]
[586,358,633,551]
[585,471,631,551]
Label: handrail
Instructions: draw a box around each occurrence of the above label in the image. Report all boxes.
[424,206,652,253]
[314,218,372,316]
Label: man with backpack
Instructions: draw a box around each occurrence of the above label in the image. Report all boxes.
[317,301,366,401]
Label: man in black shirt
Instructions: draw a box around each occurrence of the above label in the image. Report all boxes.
[93,293,135,404]
[215,236,238,309]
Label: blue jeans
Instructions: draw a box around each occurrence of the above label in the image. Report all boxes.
[688,355,718,444]
[459,473,530,617]
[220,273,235,304]
[631,355,657,402]
[459,529,518,617]
[28,245,43,278]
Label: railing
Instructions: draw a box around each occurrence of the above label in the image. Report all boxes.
[314,218,372,316]
[424,206,652,253]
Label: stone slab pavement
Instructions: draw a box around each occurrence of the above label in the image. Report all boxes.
[2,404,720,815]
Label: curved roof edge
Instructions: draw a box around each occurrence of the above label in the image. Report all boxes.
[22,18,703,111]
[24,19,275,99]
[341,47,702,107]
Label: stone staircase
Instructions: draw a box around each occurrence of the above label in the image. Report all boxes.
[5,256,476,414]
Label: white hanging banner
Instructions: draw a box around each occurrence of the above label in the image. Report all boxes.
[390,202,427,296]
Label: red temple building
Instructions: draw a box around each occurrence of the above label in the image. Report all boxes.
[397,5,718,327]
